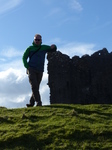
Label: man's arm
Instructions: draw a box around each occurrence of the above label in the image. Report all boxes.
[22,48,30,69]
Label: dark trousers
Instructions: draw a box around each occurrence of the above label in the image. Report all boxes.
[28,67,43,106]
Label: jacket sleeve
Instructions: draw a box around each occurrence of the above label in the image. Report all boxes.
[22,47,30,69]
[46,45,57,52]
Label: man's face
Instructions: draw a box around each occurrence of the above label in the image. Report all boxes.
[34,35,42,45]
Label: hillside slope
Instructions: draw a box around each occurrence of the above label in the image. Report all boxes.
[0,104,112,150]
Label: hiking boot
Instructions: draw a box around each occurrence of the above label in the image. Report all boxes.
[26,104,34,107]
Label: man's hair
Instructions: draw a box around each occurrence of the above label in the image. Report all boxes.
[34,34,42,39]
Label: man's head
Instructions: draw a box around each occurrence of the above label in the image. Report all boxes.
[34,34,42,45]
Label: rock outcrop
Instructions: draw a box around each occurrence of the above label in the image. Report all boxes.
[47,48,112,104]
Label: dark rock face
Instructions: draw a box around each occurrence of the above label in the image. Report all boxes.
[47,48,112,104]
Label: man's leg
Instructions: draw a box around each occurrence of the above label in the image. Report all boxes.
[26,68,36,107]
[29,95,35,106]
[35,72,43,106]
[34,72,43,106]
[27,68,43,107]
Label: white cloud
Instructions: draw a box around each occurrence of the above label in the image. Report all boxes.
[46,7,62,18]
[55,16,79,27]
[0,67,50,108]
[0,0,22,14]
[0,68,29,107]
[43,0,83,27]
[0,46,24,71]
[58,42,96,58]
[0,46,22,58]
[69,0,83,12]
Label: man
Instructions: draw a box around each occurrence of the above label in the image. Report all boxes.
[22,34,57,107]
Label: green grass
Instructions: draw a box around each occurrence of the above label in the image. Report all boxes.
[0,104,112,150]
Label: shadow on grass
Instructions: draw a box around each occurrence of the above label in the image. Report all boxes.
[55,126,112,149]
[0,116,14,124]
[45,104,75,110]
[46,104,112,119]
[1,129,111,150]
[0,133,49,150]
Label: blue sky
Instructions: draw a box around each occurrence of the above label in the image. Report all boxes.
[0,0,112,108]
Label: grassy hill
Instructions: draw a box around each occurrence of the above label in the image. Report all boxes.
[0,104,112,150]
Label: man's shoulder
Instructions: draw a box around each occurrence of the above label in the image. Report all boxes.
[27,45,36,51]
[28,45,34,49]
[41,44,51,49]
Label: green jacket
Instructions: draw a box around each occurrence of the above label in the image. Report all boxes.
[22,42,57,72]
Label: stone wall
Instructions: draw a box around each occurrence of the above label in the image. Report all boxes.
[47,48,112,104]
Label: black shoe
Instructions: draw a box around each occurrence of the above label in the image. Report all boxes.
[26,104,33,107]
[36,102,42,106]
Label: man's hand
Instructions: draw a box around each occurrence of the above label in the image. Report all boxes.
[50,44,57,52]
[50,44,56,49]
